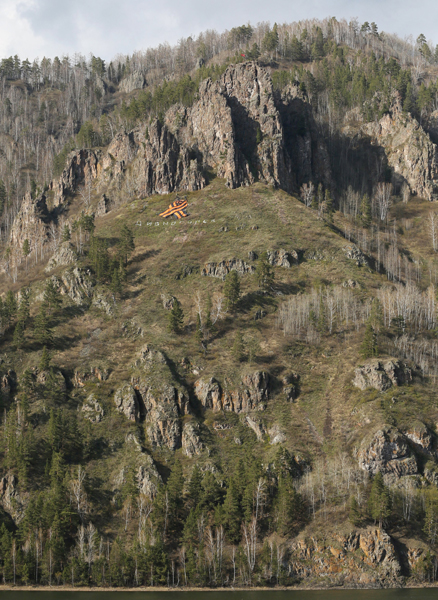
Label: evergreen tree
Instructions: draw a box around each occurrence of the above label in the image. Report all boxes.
[360,320,378,358]
[22,239,30,270]
[43,279,62,314]
[255,252,274,292]
[34,306,53,346]
[13,319,25,349]
[224,270,241,312]
[168,298,184,333]
[223,478,242,544]
[39,346,51,371]
[17,287,31,326]
[4,290,17,326]
[275,474,301,535]
[62,224,71,242]
[324,189,334,222]
[368,472,391,528]
[349,496,362,526]
[119,224,135,266]
[360,193,372,228]
[232,330,245,362]
[195,313,203,348]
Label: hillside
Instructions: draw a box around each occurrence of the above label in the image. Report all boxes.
[1,22,438,588]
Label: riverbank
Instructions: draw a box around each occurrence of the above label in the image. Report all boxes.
[1,583,438,591]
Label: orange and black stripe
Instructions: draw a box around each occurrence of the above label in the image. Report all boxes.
[159,198,188,218]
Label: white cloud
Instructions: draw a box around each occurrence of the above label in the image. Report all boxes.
[0,0,436,61]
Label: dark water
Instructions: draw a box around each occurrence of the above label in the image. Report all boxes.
[0,591,436,600]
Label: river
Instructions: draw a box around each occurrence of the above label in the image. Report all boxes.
[0,590,436,600]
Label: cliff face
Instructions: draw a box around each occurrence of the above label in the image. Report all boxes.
[48,62,331,211]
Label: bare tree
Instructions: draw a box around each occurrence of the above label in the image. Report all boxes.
[375,182,393,222]
[401,182,410,204]
[428,211,438,252]
[70,465,88,521]
[300,182,315,207]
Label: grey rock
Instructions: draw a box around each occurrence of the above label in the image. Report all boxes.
[114,384,139,421]
[82,394,104,423]
[343,244,369,266]
[353,359,412,391]
[358,427,418,477]
[182,422,204,457]
[45,242,77,272]
[267,249,299,268]
[201,258,255,280]
[119,71,146,94]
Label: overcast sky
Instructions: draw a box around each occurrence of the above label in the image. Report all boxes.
[0,0,436,62]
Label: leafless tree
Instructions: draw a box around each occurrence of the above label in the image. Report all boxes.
[70,465,88,521]
[401,182,410,204]
[428,211,438,252]
[375,182,393,222]
[300,182,315,207]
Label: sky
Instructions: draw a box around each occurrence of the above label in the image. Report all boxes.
[0,0,436,62]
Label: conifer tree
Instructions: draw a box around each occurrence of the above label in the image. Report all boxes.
[119,224,135,265]
[22,239,30,271]
[324,189,334,223]
[13,319,25,349]
[195,313,203,348]
[224,270,241,312]
[34,306,53,346]
[232,330,245,362]
[368,472,391,528]
[349,496,362,526]
[62,224,71,242]
[361,320,378,358]
[360,193,372,228]
[39,346,51,371]
[255,252,274,292]
[168,298,184,333]
[223,478,242,544]
[43,279,62,314]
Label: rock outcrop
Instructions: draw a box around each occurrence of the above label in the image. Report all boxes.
[353,359,412,391]
[343,244,369,267]
[201,258,255,280]
[8,192,49,260]
[358,427,418,477]
[45,242,77,272]
[73,365,110,387]
[0,473,26,524]
[53,267,94,306]
[114,384,139,421]
[82,394,104,423]
[290,528,402,586]
[194,371,269,413]
[267,249,299,268]
[119,71,146,93]
[361,97,438,200]
[182,422,204,457]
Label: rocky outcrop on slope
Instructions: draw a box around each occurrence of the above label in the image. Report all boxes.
[52,267,94,306]
[8,192,49,260]
[119,71,146,93]
[82,394,105,423]
[353,359,412,391]
[201,258,255,280]
[45,242,77,272]
[114,384,139,421]
[182,422,205,456]
[0,473,26,524]
[267,249,299,268]
[290,528,402,586]
[358,427,418,478]
[360,96,438,200]
[53,149,100,207]
[194,371,269,413]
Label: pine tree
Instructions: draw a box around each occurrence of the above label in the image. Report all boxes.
[360,193,372,228]
[110,267,122,297]
[119,224,135,265]
[22,239,30,271]
[224,270,241,312]
[232,330,245,362]
[4,290,17,327]
[17,287,31,326]
[168,298,184,333]
[368,472,391,528]
[43,279,62,314]
[223,478,242,544]
[13,320,25,349]
[195,313,203,348]
[349,496,362,526]
[39,346,51,371]
[34,306,53,346]
[324,189,334,223]
[361,320,378,358]
[62,224,71,242]
[255,252,274,292]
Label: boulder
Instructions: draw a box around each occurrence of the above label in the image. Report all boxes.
[114,385,139,421]
[267,249,299,268]
[354,359,412,391]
